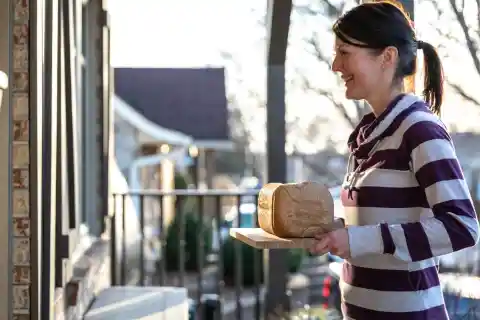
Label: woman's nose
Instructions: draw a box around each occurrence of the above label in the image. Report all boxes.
[331,56,341,73]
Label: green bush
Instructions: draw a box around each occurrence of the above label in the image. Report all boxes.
[174,172,190,190]
[165,210,213,272]
[174,172,195,211]
[288,248,306,273]
[222,237,262,286]
[222,236,305,286]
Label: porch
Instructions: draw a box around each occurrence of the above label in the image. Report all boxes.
[1,0,422,320]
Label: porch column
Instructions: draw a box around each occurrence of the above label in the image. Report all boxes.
[361,0,416,95]
[398,0,414,19]
[363,0,414,16]
[264,0,292,317]
[398,0,415,93]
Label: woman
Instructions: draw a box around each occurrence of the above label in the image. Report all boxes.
[310,2,479,319]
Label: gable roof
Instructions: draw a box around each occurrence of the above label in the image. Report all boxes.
[113,95,192,146]
[114,67,230,148]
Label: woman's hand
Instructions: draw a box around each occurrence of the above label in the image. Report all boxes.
[309,228,351,259]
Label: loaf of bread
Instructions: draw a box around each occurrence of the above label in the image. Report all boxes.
[257,182,335,238]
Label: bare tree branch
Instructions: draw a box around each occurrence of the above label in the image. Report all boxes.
[291,149,343,184]
[448,0,480,75]
[300,75,357,128]
[475,0,480,38]
[449,83,480,106]
[295,0,344,17]
[294,0,369,129]
[421,0,480,108]
[306,35,333,69]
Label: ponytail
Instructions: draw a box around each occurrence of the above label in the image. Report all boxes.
[418,40,444,115]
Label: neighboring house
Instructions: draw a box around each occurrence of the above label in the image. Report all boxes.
[113,66,233,191]
[114,67,232,150]
[112,67,233,280]
[114,94,193,188]
[113,95,194,274]
[114,67,233,191]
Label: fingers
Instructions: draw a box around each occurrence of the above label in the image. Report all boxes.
[314,232,329,240]
[309,236,331,255]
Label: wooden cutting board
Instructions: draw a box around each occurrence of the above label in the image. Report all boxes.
[229,218,344,249]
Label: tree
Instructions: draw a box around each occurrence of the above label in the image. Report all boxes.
[224,0,366,148]
[217,1,359,184]
[292,0,370,130]
[419,0,480,107]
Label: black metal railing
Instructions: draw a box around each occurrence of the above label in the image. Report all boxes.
[109,189,263,320]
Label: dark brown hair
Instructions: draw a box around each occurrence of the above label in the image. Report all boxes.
[332,1,444,114]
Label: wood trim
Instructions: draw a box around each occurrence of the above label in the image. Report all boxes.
[42,0,60,317]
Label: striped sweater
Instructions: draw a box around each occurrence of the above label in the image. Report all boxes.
[340,94,479,320]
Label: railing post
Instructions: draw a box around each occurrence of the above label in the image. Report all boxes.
[201,294,222,320]
[265,0,292,318]
[121,194,127,284]
[139,194,145,285]
[110,194,117,285]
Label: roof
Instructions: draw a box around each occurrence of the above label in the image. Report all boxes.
[114,67,231,147]
[113,95,192,146]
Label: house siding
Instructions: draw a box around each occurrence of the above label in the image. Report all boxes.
[114,113,140,179]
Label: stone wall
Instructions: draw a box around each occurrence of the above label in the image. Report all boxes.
[11,0,33,318]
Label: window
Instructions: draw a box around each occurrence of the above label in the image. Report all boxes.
[53,0,112,285]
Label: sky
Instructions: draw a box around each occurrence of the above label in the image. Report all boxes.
[108,0,262,68]
[107,0,480,153]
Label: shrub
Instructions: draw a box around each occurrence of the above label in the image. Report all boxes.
[222,237,262,286]
[174,173,189,190]
[165,210,213,272]
[288,248,306,273]
[222,236,305,286]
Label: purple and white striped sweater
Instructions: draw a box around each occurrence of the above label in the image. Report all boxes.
[339,94,479,320]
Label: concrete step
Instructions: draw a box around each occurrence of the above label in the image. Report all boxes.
[83,286,189,320]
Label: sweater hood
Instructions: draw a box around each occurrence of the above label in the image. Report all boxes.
[347,94,422,163]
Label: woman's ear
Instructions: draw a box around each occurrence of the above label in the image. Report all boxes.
[381,46,399,70]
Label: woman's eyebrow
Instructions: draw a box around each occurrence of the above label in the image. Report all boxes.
[335,44,348,51]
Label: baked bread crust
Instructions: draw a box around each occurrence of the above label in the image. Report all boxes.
[257,181,334,238]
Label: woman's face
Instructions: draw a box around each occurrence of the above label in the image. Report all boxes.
[332,37,386,101]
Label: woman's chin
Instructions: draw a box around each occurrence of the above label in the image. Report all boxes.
[345,88,362,100]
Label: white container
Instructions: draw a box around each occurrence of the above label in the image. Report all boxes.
[0,71,7,106]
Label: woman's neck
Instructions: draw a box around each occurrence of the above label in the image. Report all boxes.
[367,88,404,117]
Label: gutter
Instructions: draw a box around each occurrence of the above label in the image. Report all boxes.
[129,146,188,192]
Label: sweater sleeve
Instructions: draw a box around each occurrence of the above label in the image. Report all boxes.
[348,118,479,261]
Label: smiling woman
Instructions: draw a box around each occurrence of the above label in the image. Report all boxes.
[308,1,479,320]
[331,1,443,117]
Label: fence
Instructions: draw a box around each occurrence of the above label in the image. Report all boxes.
[110,189,263,320]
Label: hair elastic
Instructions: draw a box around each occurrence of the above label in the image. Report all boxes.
[417,40,425,50]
